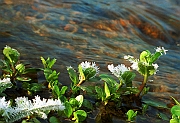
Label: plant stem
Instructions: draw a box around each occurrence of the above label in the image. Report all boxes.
[135,67,148,97]
[117,79,123,91]
[77,80,85,86]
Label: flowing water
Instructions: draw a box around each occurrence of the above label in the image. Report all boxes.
[0,0,180,122]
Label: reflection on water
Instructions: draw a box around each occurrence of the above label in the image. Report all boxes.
[0,0,180,122]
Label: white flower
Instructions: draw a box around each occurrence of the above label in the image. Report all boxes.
[108,64,130,78]
[3,95,65,123]
[152,63,159,74]
[80,61,99,74]
[152,63,159,70]
[15,96,32,109]
[124,55,134,60]
[0,97,10,110]
[130,61,139,71]
[0,78,11,84]
[155,47,168,55]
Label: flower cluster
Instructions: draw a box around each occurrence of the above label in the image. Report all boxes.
[1,95,65,123]
[0,97,10,112]
[155,46,168,55]
[124,47,167,75]
[80,61,99,74]
[124,55,160,75]
[124,55,139,71]
[108,64,130,78]
[80,61,99,79]
[0,78,12,94]
[0,78,11,85]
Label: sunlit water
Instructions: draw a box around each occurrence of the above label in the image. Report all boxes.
[0,0,180,122]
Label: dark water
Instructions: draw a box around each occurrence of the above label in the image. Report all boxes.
[0,0,180,122]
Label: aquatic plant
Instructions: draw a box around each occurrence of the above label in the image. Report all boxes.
[170,97,180,123]
[0,46,170,123]
[64,95,87,123]
[0,46,42,95]
[124,46,168,97]
[0,95,65,123]
[126,109,137,122]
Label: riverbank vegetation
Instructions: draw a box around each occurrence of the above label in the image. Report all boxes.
[0,45,179,123]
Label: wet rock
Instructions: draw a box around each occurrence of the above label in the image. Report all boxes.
[64,24,78,33]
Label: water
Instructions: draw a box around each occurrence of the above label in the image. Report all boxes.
[0,0,180,122]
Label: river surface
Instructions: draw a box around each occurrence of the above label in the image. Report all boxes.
[0,0,180,122]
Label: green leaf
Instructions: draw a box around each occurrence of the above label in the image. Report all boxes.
[67,67,78,85]
[148,65,156,76]
[126,109,137,121]
[78,65,85,82]
[54,85,60,96]
[158,112,169,121]
[171,105,180,116]
[150,52,161,64]
[16,76,31,81]
[140,50,151,63]
[137,62,146,76]
[64,101,73,118]
[30,83,42,92]
[49,116,61,123]
[143,99,168,109]
[83,67,96,80]
[95,86,105,101]
[171,96,180,105]
[82,99,93,110]
[0,60,4,67]
[73,110,87,122]
[15,63,25,73]
[104,82,110,98]
[40,57,56,69]
[23,68,42,74]
[121,71,136,87]
[99,74,118,90]
[40,57,47,68]
[3,46,20,64]
[0,81,12,94]
[69,98,79,109]
[170,118,179,123]
[75,95,84,108]
[45,69,60,82]
[59,95,67,103]
[59,86,68,95]
[47,58,56,69]
[142,104,149,115]
[78,86,94,95]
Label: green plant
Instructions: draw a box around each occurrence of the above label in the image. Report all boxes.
[64,95,87,123]
[124,47,168,97]
[67,61,99,96]
[0,46,40,84]
[41,57,68,99]
[0,46,170,123]
[95,65,137,105]
[0,46,43,96]
[170,97,180,123]
[126,109,137,122]
[41,57,59,89]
